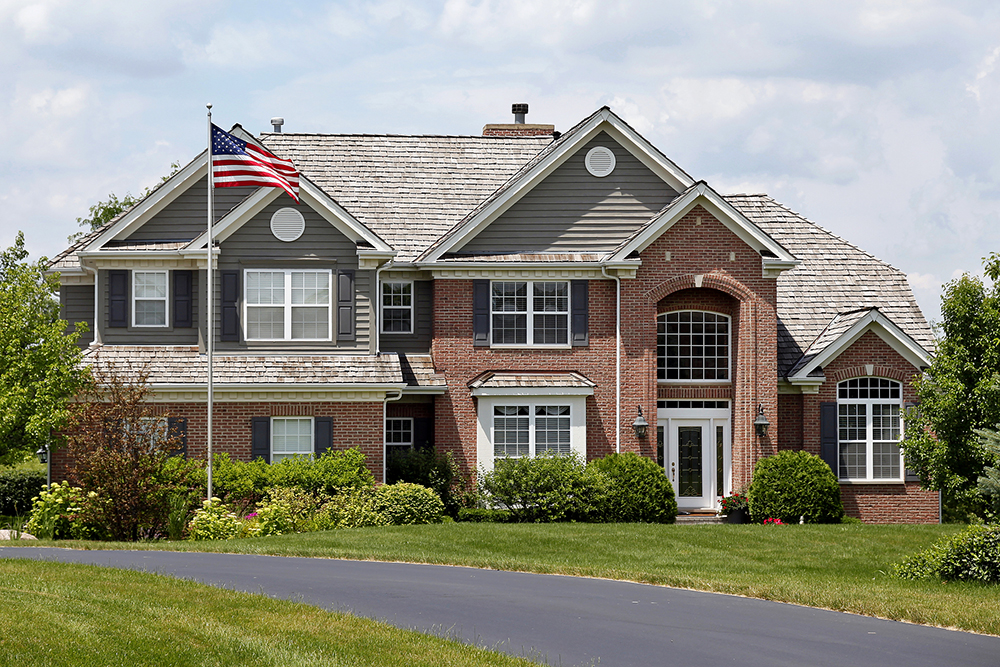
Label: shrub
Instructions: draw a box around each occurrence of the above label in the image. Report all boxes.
[210,453,270,509]
[386,448,473,518]
[24,482,101,540]
[255,487,332,535]
[186,499,243,541]
[269,448,374,496]
[747,450,844,524]
[589,452,677,523]
[894,525,1000,583]
[374,483,445,525]
[456,508,512,523]
[480,452,607,523]
[0,469,45,515]
[322,487,388,529]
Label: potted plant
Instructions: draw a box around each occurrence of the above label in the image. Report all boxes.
[720,491,749,524]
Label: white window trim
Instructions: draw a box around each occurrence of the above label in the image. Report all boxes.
[657,310,732,384]
[381,280,414,335]
[243,269,333,341]
[271,416,314,462]
[384,417,414,446]
[476,395,587,472]
[490,280,571,348]
[132,270,169,328]
[837,378,905,483]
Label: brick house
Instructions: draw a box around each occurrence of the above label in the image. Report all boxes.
[50,106,938,523]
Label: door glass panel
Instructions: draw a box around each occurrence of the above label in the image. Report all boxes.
[716,425,724,496]
[677,426,703,497]
[657,426,664,467]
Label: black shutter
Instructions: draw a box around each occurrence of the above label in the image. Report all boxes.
[337,270,355,340]
[221,271,239,342]
[413,417,433,449]
[314,417,333,457]
[473,279,490,346]
[251,417,270,463]
[571,279,589,346]
[904,402,920,481]
[820,402,839,476]
[173,270,193,328]
[167,416,187,457]
[108,270,128,328]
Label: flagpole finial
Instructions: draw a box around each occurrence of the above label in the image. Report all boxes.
[207,103,212,109]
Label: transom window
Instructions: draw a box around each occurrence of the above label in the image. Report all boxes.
[133,271,168,327]
[493,405,570,459]
[271,417,313,463]
[491,281,569,346]
[382,281,413,333]
[245,270,331,340]
[657,311,730,381]
[837,378,903,481]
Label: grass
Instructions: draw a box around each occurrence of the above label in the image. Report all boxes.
[7,522,1000,635]
[0,558,539,667]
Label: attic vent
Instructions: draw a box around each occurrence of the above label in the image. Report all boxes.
[585,146,616,177]
[270,207,305,242]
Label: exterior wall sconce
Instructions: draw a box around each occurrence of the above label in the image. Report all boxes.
[754,404,770,438]
[632,406,649,439]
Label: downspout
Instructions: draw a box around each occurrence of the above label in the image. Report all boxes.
[86,265,99,346]
[601,266,621,454]
[382,388,403,483]
[374,259,395,356]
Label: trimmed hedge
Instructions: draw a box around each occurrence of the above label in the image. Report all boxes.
[589,452,677,523]
[0,469,46,516]
[374,483,445,525]
[747,450,844,524]
[481,452,608,523]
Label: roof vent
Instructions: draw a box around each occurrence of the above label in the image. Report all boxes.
[585,146,616,177]
[512,103,528,124]
[270,207,304,242]
[270,117,284,132]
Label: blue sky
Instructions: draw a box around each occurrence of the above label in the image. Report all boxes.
[3,0,1000,323]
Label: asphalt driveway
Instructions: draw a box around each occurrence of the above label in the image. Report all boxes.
[2,547,997,667]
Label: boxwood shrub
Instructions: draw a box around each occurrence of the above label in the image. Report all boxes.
[747,450,844,523]
[589,452,677,523]
[374,483,445,525]
[0,469,46,516]
[894,525,1000,583]
[480,452,607,523]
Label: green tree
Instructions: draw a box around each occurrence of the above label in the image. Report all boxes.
[900,253,1000,521]
[977,428,1000,520]
[0,232,89,465]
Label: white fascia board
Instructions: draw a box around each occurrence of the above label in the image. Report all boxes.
[424,109,696,263]
[470,386,595,397]
[77,250,186,261]
[86,155,209,251]
[790,311,931,379]
[609,183,799,264]
[153,382,408,392]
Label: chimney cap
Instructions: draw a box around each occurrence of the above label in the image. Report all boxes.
[511,103,529,115]
[270,117,284,132]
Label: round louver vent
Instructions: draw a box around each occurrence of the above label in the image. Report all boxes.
[585,146,616,177]
[270,207,305,242]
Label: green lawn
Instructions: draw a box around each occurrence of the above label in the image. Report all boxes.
[6,522,999,636]
[0,558,539,667]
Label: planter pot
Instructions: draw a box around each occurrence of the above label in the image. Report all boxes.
[725,507,749,524]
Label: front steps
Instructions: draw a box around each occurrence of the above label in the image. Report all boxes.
[675,512,724,525]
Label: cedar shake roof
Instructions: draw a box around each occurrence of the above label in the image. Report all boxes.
[467,370,596,389]
[725,194,935,376]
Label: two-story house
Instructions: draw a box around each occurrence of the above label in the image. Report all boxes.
[49,105,939,522]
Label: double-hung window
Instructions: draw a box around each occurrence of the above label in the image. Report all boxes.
[493,405,571,459]
[271,417,313,462]
[837,378,903,481]
[657,311,730,381]
[133,271,168,327]
[245,269,331,341]
[382,281,413,333]
[491,281,569,346]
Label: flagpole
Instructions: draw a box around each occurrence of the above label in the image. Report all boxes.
[206,103,214,503]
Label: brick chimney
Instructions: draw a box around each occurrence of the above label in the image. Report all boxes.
[483,103,556,137]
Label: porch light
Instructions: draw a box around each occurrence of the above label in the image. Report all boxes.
[35,445,48,465]
[754,404,770,438]
[632,406,649,439]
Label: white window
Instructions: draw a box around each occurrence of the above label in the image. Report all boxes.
[657,311,730,381]
[492,404,571,459]
[271,417,313,463]
[385,417,414,460]
[837,378,903,481]
[382,281,413,333]
[133,271,168,327]
[491,281,569,346]
[245,270,331,341]
[120,416,168,451]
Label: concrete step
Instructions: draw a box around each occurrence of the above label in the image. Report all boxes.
[675,513,724,525]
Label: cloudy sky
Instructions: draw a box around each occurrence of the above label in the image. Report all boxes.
[3,0,1000,323]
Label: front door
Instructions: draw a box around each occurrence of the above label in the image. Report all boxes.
[658,410,730,511]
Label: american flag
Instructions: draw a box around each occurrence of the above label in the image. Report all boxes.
[211,124,299,201]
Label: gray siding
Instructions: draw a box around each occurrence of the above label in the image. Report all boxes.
[97,269,200,345]
[461,132,678,254]
[214,199,371,352]
[380,280,432,354]
[126,177,255,241]
[61,285,95,348]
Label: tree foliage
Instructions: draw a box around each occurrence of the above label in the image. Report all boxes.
[0,232,88,465]
[900,253,1000,521]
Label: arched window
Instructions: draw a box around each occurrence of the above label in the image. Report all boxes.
[837,378,903,480]
[657,311,730,381]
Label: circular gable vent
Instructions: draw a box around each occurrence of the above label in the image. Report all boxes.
[585,146,616,177]
[270,207,305,242]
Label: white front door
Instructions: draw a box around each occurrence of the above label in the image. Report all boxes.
[658,409,730,511]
